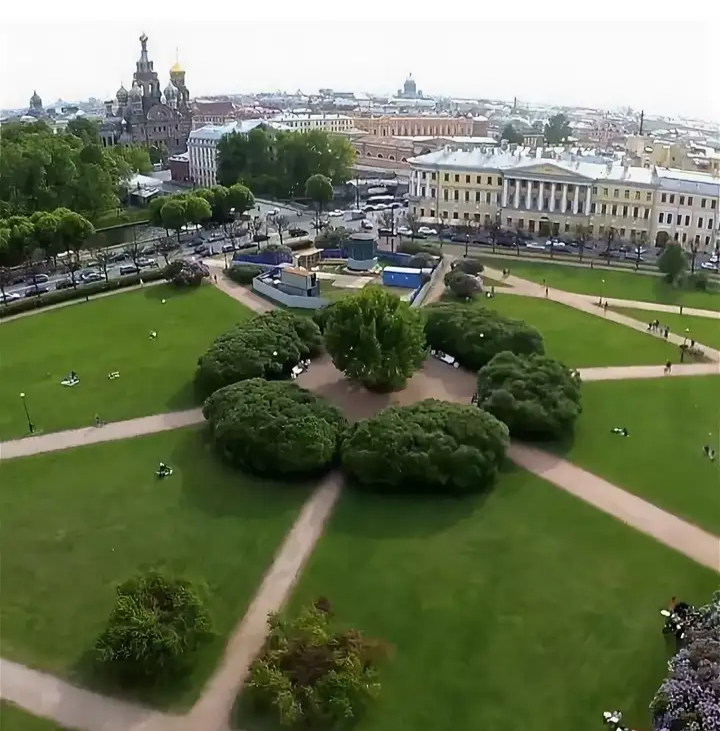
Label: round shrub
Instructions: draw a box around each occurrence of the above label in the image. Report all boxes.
[196,310,323,396]
[324,286,427,392]
[444,269,483,299]
[408,252,435,269]
[247,600,388,728]
[341,399,509,495]
[475,351,582,441]
[203,379,346,478]
[227,264,264,284]
[312,301,337,333]
[451,259,484,275]
[425,302,544,371]
[163,259,210,287]
[95,571,213,683]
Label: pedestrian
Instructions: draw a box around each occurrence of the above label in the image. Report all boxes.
[647,321,653,332]
[545,286,549,297]
[214,274,218,284]
[664,360,672,374]
[664,326,670,339]
[679,305,684,315]
[94,413,104,428]
[679,345,686,363]
[690,339,695,348]
[603,300,609,315]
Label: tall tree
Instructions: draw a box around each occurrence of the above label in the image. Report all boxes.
[544,114,572,145]
[185,196,212,227]
[305,174,333,230]
[271,213,289,247]
[66,118,101,145]
[574,223,591,263]
[30,210,62,266]
[226,183,255,218]
[501,124,523,145]
[658,242,687,283]
[56,208,95,288]
[112,145,152,174]
[161,199,189,244]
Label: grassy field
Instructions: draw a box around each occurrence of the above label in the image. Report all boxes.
[612,307,720,351]
[93,207,150,229]
[473,293,678,367]
[0,703,64,731]
[476,257,720,310]
[279,467,718,731]
[0,284,252,439]
[559,376,720,534]
[0,427,310,709]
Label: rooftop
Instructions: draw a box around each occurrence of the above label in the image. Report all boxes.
[188,118,291,142]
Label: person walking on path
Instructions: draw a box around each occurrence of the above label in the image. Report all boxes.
[664,360,672,374]
[664,326,670,339]
[603,301,609,315]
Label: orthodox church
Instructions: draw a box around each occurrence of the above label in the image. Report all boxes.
[100,34,192,154]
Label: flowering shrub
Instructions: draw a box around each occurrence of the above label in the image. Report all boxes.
[651,591,720,731]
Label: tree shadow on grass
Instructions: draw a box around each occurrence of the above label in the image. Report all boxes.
[163,379,202,411]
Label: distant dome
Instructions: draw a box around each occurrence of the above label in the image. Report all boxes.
[30,90,42,108]
[170,61,183,74]
[129,82,143,99]
[403,75,416,94]
[164,81,178,101]
[116,84,129,104]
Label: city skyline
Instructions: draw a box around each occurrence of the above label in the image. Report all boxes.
[2,1,719,122]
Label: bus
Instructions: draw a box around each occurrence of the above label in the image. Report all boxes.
[367,195,395,206]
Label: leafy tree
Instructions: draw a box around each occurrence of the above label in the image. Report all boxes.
[56,208,95,288]
[148,142,169,166]
[95,570,213,684]
[271,213,289,247]
[113,145,152,174]
[227,264,264,284]
[444,269,483,299]
[147,196,168,234]
[425,302,545,371]
[324,287,427,392]
[341,400,510,495]
[651,590,720,731]
[475,351,582,441]
[196,310,323,397]
[203,379,346,478]
[314,225,350,250]
[66,118,101,145]
[501,124,523,145]
[452,258,484,275]
[226,183,255,218]
[405,211,421,240]
[5,215,36,265]
[543,113,572,145]
[163,259,209,288]
[657,242,687,283]
[574,223,592,262]
[655,230,670,249]
[161,199,188,244]
[185,195,212,227]
[247,600,388,728]
[408,252,435,269]
[30,210,62,266]
[305,174,333,230]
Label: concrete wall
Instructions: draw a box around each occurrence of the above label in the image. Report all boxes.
[253,276,329,309]
[410,256,446,308]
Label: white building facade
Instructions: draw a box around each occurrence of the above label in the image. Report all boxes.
[268,113,355,133]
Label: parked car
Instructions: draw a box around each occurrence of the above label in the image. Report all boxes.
[430,349,460,368]
[55,277,74,290]
[1,291,22,303]
[221,242,235,253]
[137,257,159,268]
[327,209,344,218]
[140,245,156,256]
[378,228,394,237]
[27,273,50,284]
[81,272,105,283]
[363,205,377,213]
[24,285,50,297]
[361,220,374,231]
[700,261,719,271]
[418,226,437,236]
[396,226,412,236]
[119,264,140,275]
[525,242,546,251]
[288,228,308,237]
[253,233,270,243]
[109,251,129,263]
[598,249,622,259]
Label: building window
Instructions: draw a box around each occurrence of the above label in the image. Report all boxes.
[701,198,707,208]
[659,213,664,223]
[644,209,650,219]
[454,190,459,201]
[565,222,570,233]
[474,213,481,222]
[464,191,470,202]
[624,190,630,199]
[695,235,701,244]
[420,208,424,217]
[476,176,481,184]
[709,219,715,229]
[430,209,435,217]
[613,189,619,198]
[680,195,685,205]
[591,203,596,213]
[635,191,640,200]
[441,210,448,218]
[506,217,513,227]
[705,236,711,246]
[682,232,687,243]
[444,173,449,181]
[646,192,652,202]
[430,188,436,198]
[620,228,626,237]
[676,214,682,225]
[633,206,639,218]
[712,200,718,209]
[475,191,481,202]
[453,212,459,219]
[463,212,469,220]
[661,193,667,203]
[670,194,675,204]
[611,205,618,216]
[465,175,471,183]
[699,217,704,227]
[454,174,459,182]
[592,186,598,194]
[603,188,609,196]
[486,176,492,185]
[601,203,607,214]
[528,220,535,233]
[518,219,525,229]
[687,196,693,205]
[431,172,436,180]
[622,206,628,217]
[421,171,427,179]
[486,192,491,204]
[685,215,690,226]
[495,177,501,186]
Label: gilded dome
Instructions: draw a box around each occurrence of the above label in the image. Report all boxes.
[170,61,183,74]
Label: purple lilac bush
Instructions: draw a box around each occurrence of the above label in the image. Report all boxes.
[651,591,720,731]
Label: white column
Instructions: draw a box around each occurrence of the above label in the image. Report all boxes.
[502,177,509,207]
[550,183,557,212]
[525,180,532,210]
[584,186,592,215]
[537,182,545,211]
[513,179,520,209]
[572,189,580,215]
[561,184,568,214]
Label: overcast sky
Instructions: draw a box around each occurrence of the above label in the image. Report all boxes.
[2,0,719,121]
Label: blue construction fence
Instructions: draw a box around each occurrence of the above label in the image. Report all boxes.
[233,250,293,266]
[320,249,416,267]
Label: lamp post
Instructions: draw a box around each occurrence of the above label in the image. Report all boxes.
[598,278,606,306]
[20,392,34,434]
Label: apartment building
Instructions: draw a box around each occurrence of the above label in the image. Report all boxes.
[407,147,720,250]
[353,115,474,138]
[267,113,355,133]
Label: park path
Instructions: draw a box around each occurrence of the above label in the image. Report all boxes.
[586,296,720,319]
[509,444,720,572]
[211,274,275,313]
[184,471,343,731]
[481,264,720,363]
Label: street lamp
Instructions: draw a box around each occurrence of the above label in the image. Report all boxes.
[20,392,34,434]
[598,278,606,306]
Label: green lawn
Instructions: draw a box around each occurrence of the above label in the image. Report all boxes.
[0,703,64,731]
[477,257,720,310]
[475,293,678,367]
[0,427,310,709]
[559,377,720,534]
[0,284,252,439]
[276,467,718,731]
[93,207,150,229]
[612,307,720,351]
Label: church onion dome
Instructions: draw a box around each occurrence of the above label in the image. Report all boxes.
[170,61,183,74]
[129,82,143,99]
[116,84,129,104]
[30,90,42,106]
[164,81,178,101]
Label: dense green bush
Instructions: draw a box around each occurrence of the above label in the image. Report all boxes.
[311,301,336,333]
[425,303,545,371]
[341,399,509,495]
[247,600,388,728]
[476,351,582,441]
[0,270,167,319]
[444,269,483,299]
[452,258,484,275]
[408,252,436,269]
[95,571,213,683]
[196,310,323,396]
[226,264,264,284]
[203,379,346,478]
[286,238,314,251]
[163,259,210,288]
[324,287,426,392]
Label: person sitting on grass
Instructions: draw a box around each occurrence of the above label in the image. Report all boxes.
[611,427,629,437]
[703,445,716,462]
[107,371,120,380]
[156,462,172,478]
[61,370,79,386]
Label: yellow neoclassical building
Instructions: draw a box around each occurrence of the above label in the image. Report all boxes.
[406,147,720,250]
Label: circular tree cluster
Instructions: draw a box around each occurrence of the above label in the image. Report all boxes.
[95,571,213,683]
[203,379,346,478]
[451,259,484,276]
[247,599,388,728]
[324,287,427,392]
[444,269,483,299]
[341,399,509,496]
[163,259,210,288]
[475,351,582,441]
[195,310,323,397]
[425,302,544,371]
